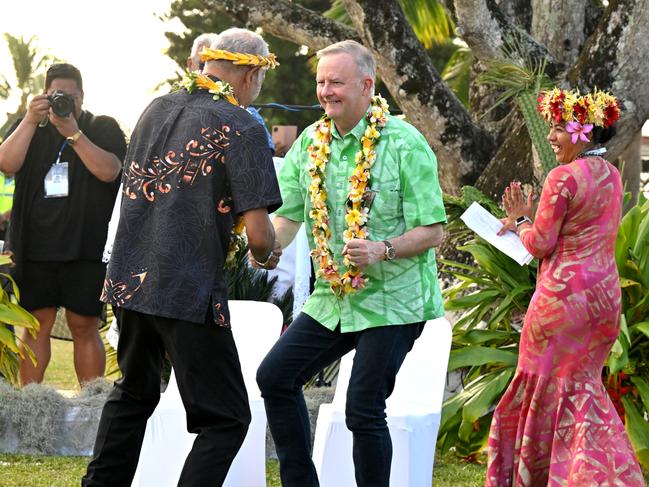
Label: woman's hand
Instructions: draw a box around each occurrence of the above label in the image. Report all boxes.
[502,181,534,220]
[497,181,534,235]
[497,217,516,236]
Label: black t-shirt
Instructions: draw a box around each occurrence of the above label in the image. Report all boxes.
[5,111,126,266]
[102,82,282,326]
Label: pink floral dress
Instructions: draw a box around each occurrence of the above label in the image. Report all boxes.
[486,157,645,486]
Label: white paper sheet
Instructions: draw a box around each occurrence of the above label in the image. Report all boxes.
[460,202,534,266]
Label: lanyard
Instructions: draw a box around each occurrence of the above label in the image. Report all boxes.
[54,140,68,165]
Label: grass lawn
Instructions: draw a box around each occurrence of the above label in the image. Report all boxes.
[43,338,80,393]
[27,338,649,485]
[0,452,484,486]
[28,338,486,485]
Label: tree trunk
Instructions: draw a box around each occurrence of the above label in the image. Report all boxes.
[451,0,561,76]
[531,0,587,65]
[568,0,649,161]
[474,111,534,198]
[620,130,642,211]
[341,0,497,191]
[453,0,649,188]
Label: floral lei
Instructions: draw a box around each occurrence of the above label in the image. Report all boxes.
[307,95,390,296]
[178,71,245,268]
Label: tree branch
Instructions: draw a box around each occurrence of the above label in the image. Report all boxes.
[342,0,497,190]
[452,0,560,77]
[197,0,359,51]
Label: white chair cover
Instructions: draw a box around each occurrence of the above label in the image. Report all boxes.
[131,300,283,487]
[102,183,123,264]
[311,317,453,487]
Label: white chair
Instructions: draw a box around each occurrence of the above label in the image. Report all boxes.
[311,317,452,487]
[132,300,283,487]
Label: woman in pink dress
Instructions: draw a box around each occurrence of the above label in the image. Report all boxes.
[486,89,645,486]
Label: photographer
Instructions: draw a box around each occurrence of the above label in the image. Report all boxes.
[0,63,126,386]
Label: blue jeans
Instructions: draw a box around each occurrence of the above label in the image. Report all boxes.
[257,312,424,487]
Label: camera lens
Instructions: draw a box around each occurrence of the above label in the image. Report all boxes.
[48,91,74,117]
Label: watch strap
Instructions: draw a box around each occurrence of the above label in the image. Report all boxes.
[66,129,83,146]
[515,216,532,227]
[383,240,396,260]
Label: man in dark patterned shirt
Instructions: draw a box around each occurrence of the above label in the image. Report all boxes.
[83,28,282,487]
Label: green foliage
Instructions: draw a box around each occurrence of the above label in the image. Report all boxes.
[604,194,649,469]
[0,35,59,139]
[0,255,40,386]
[443,185,504,245]
[226,247,294,327]
[0,453,494,486]
[442,46,473,108]
[326,0,453,48]
[439,187,536,457]
[516,91,556,176]
[439,238,535,458]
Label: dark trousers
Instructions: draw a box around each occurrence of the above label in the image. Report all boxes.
[256,312,424,487]
[82,307,251,487]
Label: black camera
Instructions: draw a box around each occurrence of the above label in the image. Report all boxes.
[47,90,75,117]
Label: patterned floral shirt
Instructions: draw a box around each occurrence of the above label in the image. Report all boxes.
[102,83,282,326]
[276,113,446,332]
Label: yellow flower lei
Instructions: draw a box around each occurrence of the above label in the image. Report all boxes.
[308,95,390,296]
[199,47,280,70]
[177,71,245,268]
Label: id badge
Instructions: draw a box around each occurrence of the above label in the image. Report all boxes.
[44,162,69,198]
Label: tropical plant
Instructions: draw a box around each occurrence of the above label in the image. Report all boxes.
[477,35,555,178]
[437,188,536,459]
[324,0,453,48]
[605,193,649,468]
[0,34,58,138]
[439,190,649,467]
[0,254,40,386]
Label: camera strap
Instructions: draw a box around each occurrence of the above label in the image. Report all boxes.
[44,140,69,198]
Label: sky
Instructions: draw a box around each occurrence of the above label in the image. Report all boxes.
[0,0,184,134]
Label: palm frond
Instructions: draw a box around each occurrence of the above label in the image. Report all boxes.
[325,0,453,48]
[397,0,454,47]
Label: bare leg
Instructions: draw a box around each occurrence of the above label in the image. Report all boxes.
[66,309,105,385]
[19,307,57,385]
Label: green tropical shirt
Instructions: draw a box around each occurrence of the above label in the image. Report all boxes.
[276,112,447,332]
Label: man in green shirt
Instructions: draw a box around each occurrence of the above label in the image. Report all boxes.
[255,40,446,487]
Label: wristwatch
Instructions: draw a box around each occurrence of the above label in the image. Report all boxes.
[515,216,532,227]
[383,240,396,260]
[66,129,83,146]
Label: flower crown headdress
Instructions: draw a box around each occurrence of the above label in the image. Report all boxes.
[537,88,620,144]
[199,47,279,69]
[537,88,620,128]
